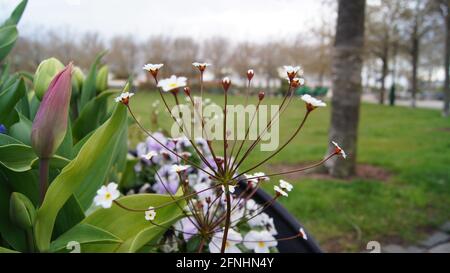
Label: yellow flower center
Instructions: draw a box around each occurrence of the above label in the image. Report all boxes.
[105,192,111,199]
[258,241,265,248]
[169,83,178,88]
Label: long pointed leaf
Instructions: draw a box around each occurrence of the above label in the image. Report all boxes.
[34,104,127,251]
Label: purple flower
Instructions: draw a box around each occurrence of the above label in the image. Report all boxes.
[174,217,199,241]
[153,165,179,194]
[0,124,6,134]
[31,63,73,158]
[145,132,168,153]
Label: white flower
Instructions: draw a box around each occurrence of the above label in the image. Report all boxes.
[299,227,308,240]
[283,65,302,78]
[301,94,326,108]
[114,92,134,104]
[274,185,288,197]
[253,172,269,182]
[142,63,164,72]
[209,229,242,253]
[145,206,156,221]
[243,230,277,253]
[93,182,120,208]
[332,141,347,159]
[279,179,293,192]
[157,75,187,92]
[142,151,158,161]
[245,199,259,212]
[192,62,211,71]
[247,213,277,235]
[171,164,191,173]
[221,184,236,194]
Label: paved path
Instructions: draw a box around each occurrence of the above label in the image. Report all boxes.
[362,93,444,110]
[382,221,450,253]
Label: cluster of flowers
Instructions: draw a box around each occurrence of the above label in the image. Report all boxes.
[94,61,346,253]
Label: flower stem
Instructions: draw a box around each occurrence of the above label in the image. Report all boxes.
[39,158,49,205]
[26,229,35,253]
[220,182,232,253]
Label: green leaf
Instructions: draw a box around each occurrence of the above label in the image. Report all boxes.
[7,112,31,145]
[0,77,25,126]
[78,51,106,112]
[1,0,28,27]
[73,89,119,142]
[34,104,127,251]
[0,144,70,172]
[0,181,27,252]
[53,195,85,240]
[81,192,185,252]
[0,25,18,63]
[0,133,24,145]
[0,246,19,253]
[49,223,121,253]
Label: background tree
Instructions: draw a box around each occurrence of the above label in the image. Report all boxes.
[366,0,402,104]
[107,35,139,79]
[325,0,366,178]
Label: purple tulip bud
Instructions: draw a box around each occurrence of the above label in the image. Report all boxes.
[31,63,73,159]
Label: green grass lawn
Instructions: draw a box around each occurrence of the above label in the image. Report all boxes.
[127,90,450,252]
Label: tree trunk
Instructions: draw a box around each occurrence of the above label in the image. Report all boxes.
[326,0,366,178]
[411,21,419,108]
[443,6,450,117]
[379,55,388,104]
[379,33,389,105]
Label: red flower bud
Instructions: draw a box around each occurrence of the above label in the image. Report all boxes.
[31,63,73,159]
[258,91,265,101]
[247,69,254,81]
[222,77,231,92]
[183,87,191,96]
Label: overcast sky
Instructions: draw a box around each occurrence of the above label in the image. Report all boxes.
[0,0,333,42]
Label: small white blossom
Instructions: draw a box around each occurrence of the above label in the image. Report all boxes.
[243,230,277,253]
[142,151,158,161]
[145,206,156,221]
[209,229,242,253]
[114,92,134,104]
[142,63,164,72]
[274,185,288,197]
[192,62,211,71]
[171,164,191,173]
[283,65,302,78]
[157,75,187,92]
[332,141,347,159]
[221,185,236,194]
[301,94,326,108]
[253,172,269,182]
[279,179,293,192]
[93,182,120,208]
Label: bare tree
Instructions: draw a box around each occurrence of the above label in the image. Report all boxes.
[107,35,139,79]
[202,37,231,80]
[366,0,402,104]
[326,0,366,178]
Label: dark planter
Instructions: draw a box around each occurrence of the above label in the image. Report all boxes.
[237,181,322,253]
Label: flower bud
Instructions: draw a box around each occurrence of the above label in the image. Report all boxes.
[33,57,65,100]
[9,192,36,230]
[247,69,254,81]
[72,66,85,91]
[31,63,73,159]
[222,77,231,92]
[96,65,109,93]
[258,91,265,101]
[183,87,191,96]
